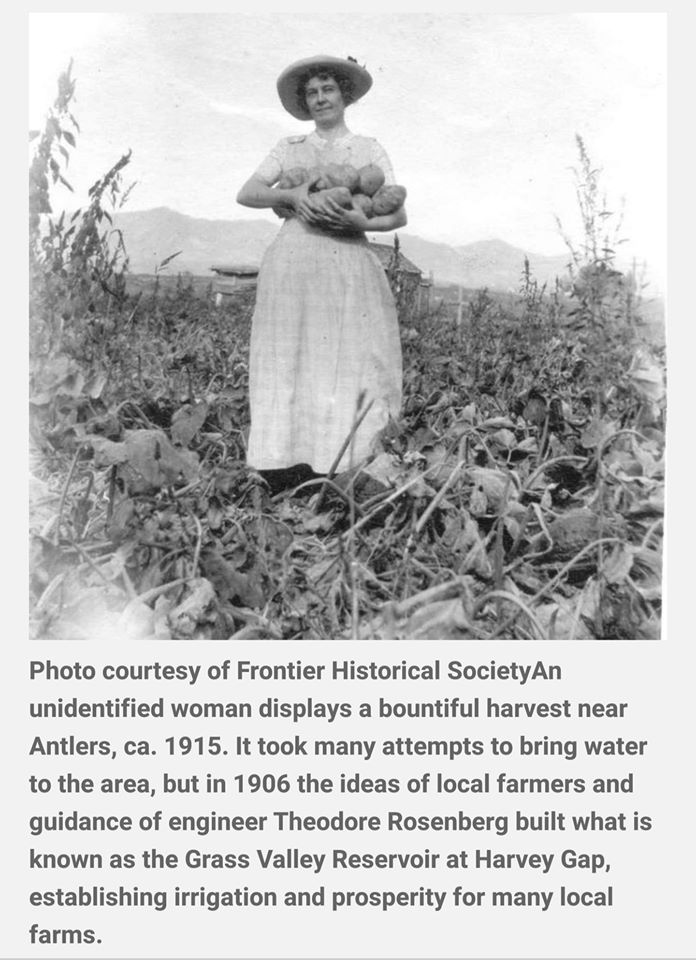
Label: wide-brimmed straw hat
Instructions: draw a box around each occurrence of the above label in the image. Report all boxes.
[276,55,373,121]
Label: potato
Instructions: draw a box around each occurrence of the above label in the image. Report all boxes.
[357,164,386,197]
[277,167,305,189]
[305,166,330,191]
[352,193,374,217]
[371,184,407,215]
[324,163,360,192]
[286,167,307,186]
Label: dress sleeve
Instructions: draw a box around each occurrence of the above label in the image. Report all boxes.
[252,139,287,185]
[369,139,396,186]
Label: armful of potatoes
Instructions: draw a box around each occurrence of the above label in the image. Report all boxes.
[272,163,407,224]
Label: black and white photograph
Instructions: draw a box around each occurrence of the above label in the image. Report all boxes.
[28,13,666,641]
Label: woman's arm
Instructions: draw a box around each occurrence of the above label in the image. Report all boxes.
[236,173,407,232]
[236,176,306,211]
[312,198,408,234]
[366,208,408,232]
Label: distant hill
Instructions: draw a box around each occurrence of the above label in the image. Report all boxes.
[112,207,572,290]
[397,236,570,290]
[113,208,279,276]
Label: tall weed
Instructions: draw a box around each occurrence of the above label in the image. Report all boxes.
[30,63,134,368]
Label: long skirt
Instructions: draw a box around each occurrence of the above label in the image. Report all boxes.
[246,217,402,473]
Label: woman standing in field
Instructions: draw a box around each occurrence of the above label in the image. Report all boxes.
[236,55,406,493]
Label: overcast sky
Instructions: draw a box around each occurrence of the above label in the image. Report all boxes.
[28,13,666,290]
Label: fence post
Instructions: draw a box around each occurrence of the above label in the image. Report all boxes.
[457,283,463,328]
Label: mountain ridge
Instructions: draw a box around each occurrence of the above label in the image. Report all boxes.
[112,206,574,289]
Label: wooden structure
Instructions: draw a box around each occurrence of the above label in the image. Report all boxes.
[368,241,433,314]
[210,263,259,306]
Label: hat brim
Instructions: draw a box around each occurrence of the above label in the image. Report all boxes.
[277,55,373,121]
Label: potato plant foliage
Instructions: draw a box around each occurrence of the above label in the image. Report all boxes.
[29,71,665,640]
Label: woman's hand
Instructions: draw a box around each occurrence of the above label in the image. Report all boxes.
[295,190,369,234]
[321,198,370,234]
[292,183,324,225]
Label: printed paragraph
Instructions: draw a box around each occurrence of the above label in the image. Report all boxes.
[20,653,658,950]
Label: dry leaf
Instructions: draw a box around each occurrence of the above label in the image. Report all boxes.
[90,429,199,493]
[168,578,216,637]
[171,401,209,447]
[603,543,635,584]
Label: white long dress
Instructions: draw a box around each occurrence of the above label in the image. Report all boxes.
[246,130,403,474]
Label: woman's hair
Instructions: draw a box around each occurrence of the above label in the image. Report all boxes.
[296,67,356,109]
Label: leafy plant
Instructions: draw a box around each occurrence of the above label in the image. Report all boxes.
[30,63,134,364]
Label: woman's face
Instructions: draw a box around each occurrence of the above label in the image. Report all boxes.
[304,74,345,125]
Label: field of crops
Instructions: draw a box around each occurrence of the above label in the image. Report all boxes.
[29,69,665,641]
